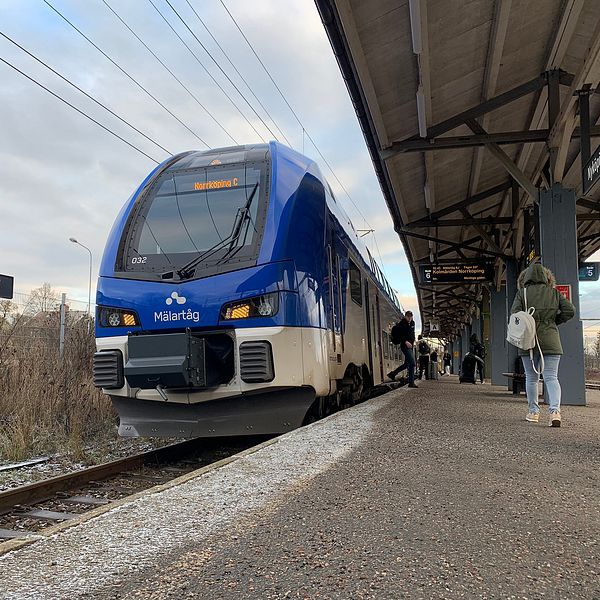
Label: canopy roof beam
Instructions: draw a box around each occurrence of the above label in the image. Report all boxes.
[408,216,513,227]
[467,120,538,202]
[400,228,509,258]
[408,181,511,224]
[381,125,600,155]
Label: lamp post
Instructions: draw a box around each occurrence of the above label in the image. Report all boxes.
[69,237,93,320]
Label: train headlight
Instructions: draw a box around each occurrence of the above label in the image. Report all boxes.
[220,292,279,320]
[98,307,140,328]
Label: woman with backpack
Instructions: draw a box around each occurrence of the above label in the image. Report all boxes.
[510,263,575,427]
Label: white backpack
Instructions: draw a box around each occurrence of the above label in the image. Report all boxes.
[507,288,544,374]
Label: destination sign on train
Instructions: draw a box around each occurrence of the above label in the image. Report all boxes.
[194,178,239,191]
[419,262,494,284]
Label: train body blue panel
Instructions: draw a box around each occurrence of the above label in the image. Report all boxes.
[94,142,403,438]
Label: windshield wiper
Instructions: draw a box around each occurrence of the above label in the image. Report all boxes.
[161,182,259,280]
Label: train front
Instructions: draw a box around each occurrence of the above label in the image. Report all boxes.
[93,143,322,437]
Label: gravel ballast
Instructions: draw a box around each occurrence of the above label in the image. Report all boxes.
[1,379,600,599]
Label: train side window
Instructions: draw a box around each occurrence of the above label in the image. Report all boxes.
[349,259,362,306]
[382,331,389,359]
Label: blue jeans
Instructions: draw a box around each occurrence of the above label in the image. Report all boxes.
[521,355,561,414]
[390,345,415,384]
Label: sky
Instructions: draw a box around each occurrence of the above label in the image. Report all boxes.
[0,0,598,338]
[0,0,417,317]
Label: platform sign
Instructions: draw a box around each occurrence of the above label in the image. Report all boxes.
[578,263,599,282]
[556,284,572,302]
[583,145,600,194]
[420,262,494,284]
[0,274,13,299]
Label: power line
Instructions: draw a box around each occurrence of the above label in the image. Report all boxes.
[146,0,266,143]
[219,0,394,276]
[181,0,292,148]
[42,0,210,149]
[164,0,280,144]
[0,55,160,163]
[218,0,372,232]
[0,30,171,156]
[101,0,237,146]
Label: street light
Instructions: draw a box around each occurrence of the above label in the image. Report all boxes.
[69,237,93,320]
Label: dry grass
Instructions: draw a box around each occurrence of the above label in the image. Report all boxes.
[0,314,116,462]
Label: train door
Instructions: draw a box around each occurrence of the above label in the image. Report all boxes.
[375,293,384,382]
[326,243,343,374]
[364,280,374,379]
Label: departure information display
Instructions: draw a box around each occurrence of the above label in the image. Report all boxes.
[420,262,494,284]
[0,274,14,299]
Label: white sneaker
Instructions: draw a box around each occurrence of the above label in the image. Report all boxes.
[549,412,561,427]
[525,412,539,423]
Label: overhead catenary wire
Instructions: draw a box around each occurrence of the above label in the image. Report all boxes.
[163,0,281,144]
[42,0,210,149]
[101,0,237,146]
[218,0,384,268]
[146,0,266,144]
[181,0,293,148]
[0,31,171,156]
[0,55,160,164]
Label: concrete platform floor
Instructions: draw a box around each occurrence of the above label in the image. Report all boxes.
[1,378,599,599]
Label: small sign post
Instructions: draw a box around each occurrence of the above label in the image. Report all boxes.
[0,274,14,300]
[578,263,600,282]
[556,284,572,302]
[582,146,600,195]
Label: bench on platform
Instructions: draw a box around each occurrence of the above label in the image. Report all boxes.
[503,372,545,400]
[503,372,525,395]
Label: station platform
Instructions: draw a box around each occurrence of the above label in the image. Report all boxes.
[1,378,599,599]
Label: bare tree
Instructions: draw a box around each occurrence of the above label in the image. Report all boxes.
[26,283,59,316]
[0,300,16,329]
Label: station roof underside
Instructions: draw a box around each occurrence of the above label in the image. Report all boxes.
[316,0,600,337]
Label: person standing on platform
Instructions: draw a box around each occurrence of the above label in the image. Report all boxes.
[417,335,431,380]
[510,263,575,427]
[388,311,418,388]
[469,333,486,383]
[430,349,439,379]
[443,350,452,375]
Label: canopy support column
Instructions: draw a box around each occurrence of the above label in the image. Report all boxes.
[505,258,519,390]
[539,185,586,405]
[490,284,507,385]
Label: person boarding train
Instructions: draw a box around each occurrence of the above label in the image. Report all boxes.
[387,311,418,388]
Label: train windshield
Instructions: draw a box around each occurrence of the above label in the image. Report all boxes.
[120,161,267,279]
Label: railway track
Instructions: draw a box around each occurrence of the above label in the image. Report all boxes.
[0,436,268,542]
[586,380,600,390]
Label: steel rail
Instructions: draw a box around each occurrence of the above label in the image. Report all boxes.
[0,437,208,514]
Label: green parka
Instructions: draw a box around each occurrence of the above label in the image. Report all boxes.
[510,263,575,355]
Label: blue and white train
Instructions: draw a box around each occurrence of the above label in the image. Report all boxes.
[93,142,403,437]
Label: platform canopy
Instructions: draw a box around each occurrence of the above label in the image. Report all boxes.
[316,0,600,337]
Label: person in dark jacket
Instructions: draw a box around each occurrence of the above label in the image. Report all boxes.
[417,335,431,380]
[388,311,417,387]
[443,351,452,375]
[469,333,485,383]
[510,263,575,427]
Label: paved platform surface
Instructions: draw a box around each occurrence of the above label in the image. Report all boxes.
[1,378,599,599]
